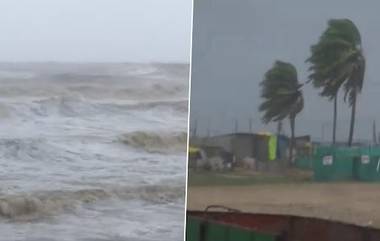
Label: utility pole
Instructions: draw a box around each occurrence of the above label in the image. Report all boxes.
[192,119,198,137]
[249,117,253,133]
[373,120,377,145]
[207,118,211,138]
[321,123,325,143]
[321,122,330,144]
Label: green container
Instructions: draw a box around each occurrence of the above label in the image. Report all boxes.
[313,146,335,181]
[369,148,380,181]
[186,216,202,241]
[355,147,380,182]
[206,222,228,241]
[313,146,360,182]
[186,216,277,241]
[370,148,380,181]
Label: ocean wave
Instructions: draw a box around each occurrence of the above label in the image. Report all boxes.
[0,70,35,79]
[0,83,188,101]
[0,103,11,119]
[0,184,185,220]
[30,95,91,117]
[0,138,50,160]
[124,99,188,113]
[119,131,187,153]
[114,84,188,100]
[1,95,187,119]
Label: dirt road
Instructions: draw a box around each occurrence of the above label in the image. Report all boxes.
[187,183,380,228]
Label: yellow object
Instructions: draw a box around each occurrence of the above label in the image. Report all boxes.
[268,135,277,161]
[258,131,271,136]
[188,146,200,154]
[305,142,312,148]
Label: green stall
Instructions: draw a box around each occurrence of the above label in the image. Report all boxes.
[186,216,278,241]
[313,146,360,182]
[355,147,380,182]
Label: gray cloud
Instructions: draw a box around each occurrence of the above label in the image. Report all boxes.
[190,0,379,142]
[0,0,192,62]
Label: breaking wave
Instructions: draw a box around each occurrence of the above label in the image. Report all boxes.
[2,96,187,119]
[124,99,188,113]
[31,95,95,117]
[0,184,185,220]
[119,131,187,153]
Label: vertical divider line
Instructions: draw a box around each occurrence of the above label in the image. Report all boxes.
[184,0,195,240]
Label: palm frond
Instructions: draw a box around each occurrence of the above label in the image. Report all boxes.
[259,61,304,124]
[307,18,365,102]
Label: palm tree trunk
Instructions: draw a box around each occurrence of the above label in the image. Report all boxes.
[288,116,295,166]
[348,89,357,146]
[332,95,337,145]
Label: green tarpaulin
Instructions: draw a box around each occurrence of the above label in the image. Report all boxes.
[355,147,380,182]
[313,146,380,182]
[313,146,360,182]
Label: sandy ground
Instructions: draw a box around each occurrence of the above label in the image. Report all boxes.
[187,183,380,228]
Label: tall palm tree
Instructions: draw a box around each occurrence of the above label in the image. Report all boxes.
[259,61,304,165]
[307,19,365,146]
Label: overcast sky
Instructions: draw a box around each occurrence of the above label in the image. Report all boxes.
[0,0,192,62]
[190,0,380,142]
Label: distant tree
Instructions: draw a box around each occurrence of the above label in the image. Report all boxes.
[259,61,304,165]
[307,19,365,146]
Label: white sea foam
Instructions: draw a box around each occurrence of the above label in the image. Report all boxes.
[0,63,188,241]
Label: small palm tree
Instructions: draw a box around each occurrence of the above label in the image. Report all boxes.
[307,19,365,146]
[259,61,304,165]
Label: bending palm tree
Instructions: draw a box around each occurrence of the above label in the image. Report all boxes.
[259,61,304,165]
[307,19,365,146]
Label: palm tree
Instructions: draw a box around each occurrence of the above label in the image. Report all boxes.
[259,61,304,165]
[307,19,365,146]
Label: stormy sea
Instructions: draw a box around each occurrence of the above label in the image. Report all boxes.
[0,63,188,241]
